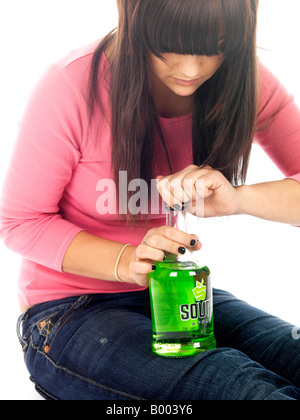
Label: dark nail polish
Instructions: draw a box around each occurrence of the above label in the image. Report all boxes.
[178,247,186,255]
[190,239,196,247]
[173,204,182,211]
[152,265,157,271]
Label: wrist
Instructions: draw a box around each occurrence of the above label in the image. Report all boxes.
[118,245,137,283]
[234,185,250,216]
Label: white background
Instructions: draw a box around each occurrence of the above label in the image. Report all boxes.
[0,0,299,400]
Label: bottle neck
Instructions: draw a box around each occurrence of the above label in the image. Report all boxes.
[166,208,189,232]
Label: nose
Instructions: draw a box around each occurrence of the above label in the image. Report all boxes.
[176,56,202,79]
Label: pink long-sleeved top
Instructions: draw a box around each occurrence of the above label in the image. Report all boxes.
[1,43,300,305]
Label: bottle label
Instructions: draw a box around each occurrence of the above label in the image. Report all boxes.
[192,280,207,301]
[180,280,212,323]
[149,264,216,355]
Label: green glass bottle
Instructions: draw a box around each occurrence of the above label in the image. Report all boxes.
[148,207,217,357]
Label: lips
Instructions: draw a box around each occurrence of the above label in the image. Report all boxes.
[173,77,200,86]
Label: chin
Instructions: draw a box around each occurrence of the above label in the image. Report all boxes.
[171,85,200,97]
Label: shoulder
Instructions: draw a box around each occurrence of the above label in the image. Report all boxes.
[257,60,294,125]
[22,44,102,124]
[54,42,98,69]
[50,40,110,98]
[258,60,284,101]
[26,40,109,103]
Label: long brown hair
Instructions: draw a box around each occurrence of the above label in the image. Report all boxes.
[89,0,259,220]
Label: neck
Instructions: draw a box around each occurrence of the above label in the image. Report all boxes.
[156,94,194,119]
[150,76,194,119]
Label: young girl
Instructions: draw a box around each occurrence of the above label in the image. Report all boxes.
[1,0,300,400]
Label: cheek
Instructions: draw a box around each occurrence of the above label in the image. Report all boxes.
[206,55,225,75]
[152,58,172,79]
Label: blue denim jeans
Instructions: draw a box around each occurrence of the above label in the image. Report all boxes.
[17,289,300,400]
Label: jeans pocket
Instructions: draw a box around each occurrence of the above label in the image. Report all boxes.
[43,295,93,352]
[17,295,91,354]
[17,310,31,351]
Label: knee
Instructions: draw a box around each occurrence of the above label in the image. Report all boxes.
[175,347,296,400]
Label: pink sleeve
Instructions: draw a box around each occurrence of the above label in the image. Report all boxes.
[256,62,300,183]
[0,65,84,272]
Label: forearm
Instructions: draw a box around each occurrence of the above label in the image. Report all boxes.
[236,179,300,225]
[62,231,136,283]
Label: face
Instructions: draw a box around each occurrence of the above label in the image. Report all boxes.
[149,51,225,98]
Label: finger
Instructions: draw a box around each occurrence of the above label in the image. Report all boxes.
[161,226,200,248]
[156,177,177,208]
[180,177,197,203]
[146,227,199,255]
[187,234,202,251]
[136,244,165,262]
[179,166,210,203]
[164,168,213,208]
[168,178,192,205]
[129,261,154,287]
[156,177,189,210]
[195,178,214,200]
[130,260,155,274]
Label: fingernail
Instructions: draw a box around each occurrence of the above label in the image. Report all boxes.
[190,239,197,247]
[178,247,186,255]
[152,265,157,271]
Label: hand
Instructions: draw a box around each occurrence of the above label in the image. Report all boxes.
[124,226,201,287]
[156,165,241,218]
